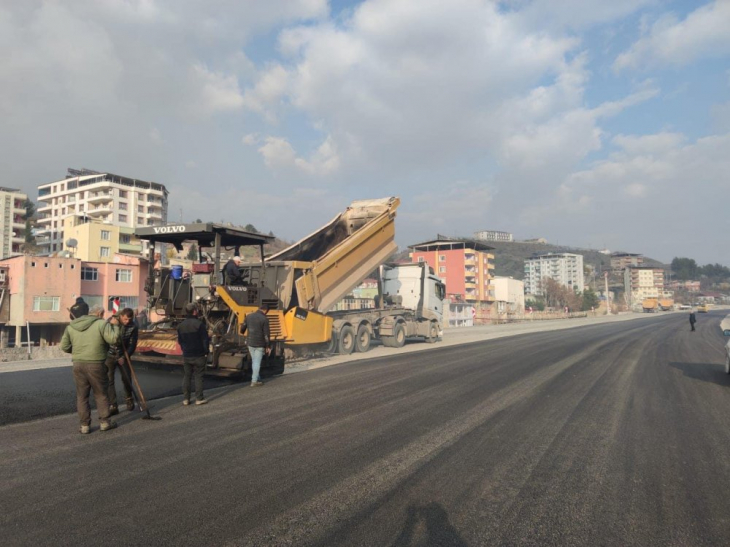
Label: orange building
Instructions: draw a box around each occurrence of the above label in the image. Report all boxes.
[409,237,495,320]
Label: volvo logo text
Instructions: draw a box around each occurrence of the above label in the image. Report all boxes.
[152,225,187,234]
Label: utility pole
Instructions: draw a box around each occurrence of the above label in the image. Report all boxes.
[604,271,610,315]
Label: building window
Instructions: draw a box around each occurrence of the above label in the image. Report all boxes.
[119,202,127,210]
[100,247,110,258]
[31,261,36,267]
[100,230,111,240]
[71,264,75,269]
[417,257,424,263]
[137,217,143,225]
[81,295,103,310]
[439,255,446,262]
[439,266,446,273]
[59,264,63,269]
[108,295,138,312]
[120,234,131,244]
[119,214,127,223]
[44,263,48,268]
[81,266,98,281]
[115,269,133,283]
[119,190,127,199]
[33,296,60,312]
[138,205,144,213]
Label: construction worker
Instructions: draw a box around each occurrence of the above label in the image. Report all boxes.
[177,303,210,405]
[106,308,139,415]
[243,306,270,387]
[61,305,121,434]
[222,256,243,285]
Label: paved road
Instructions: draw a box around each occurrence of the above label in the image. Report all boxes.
[2,312,729,546]
[0,362,234,426]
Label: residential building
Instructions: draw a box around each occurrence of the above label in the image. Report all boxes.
[624,266,665,309]
[0,187,28,259]
[474,230,513,242]
[492,276,525,314]
[524,252,584,297]
[63,215,143,261]
[36,168,168,253]
[667,280,701,292]
[409,237,495,319]
[610,252,643,272]
[0,253,148,347]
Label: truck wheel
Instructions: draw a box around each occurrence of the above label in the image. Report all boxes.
[337,325,356,355]
[426,322,438,343]
[356,324,371,353]
[392,322,406,348]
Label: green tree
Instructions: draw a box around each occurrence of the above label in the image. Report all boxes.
[525,298,545,311]
[581,288,600,311]
[21,199,38,252]
[186,243,198,261]
[243,223,259,234]
[671,257,698,280]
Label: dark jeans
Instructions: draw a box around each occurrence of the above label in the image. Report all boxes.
[106,355,134,406]
[183,356,206,401]
[73,362,111,426]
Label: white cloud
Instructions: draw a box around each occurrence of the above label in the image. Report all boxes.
[614,1,730,71]
[241,64,290,122]
[191,63,244,114]
[257,135,340,176]
[511,0,656,31]
[242,133,260,146]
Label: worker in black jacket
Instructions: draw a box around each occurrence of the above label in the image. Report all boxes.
[106,308,139,415]
[177,303,210,405]
[222,256,243,285]
[243,307,270,387]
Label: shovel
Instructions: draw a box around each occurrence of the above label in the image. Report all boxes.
[120,339,161,421]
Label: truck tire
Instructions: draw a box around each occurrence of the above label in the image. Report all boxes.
[356,324,371,353]
[392,322,406,348]
[426,321,439,343]
[337,325,356,355]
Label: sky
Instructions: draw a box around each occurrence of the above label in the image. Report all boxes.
[1,0,729,266]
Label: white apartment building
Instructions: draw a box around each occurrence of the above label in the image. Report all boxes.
[624,266,665,308]
[36,168,168,253]
[492,276,525,313]
[524,252,584,296]
[0,187,28,259]
[474,230,514,242]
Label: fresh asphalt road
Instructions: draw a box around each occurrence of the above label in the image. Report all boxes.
[0,361,234,426]
[2,312,730,546]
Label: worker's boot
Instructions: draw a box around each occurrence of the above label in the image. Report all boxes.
[108,404,119,416]
[125,398,135,412]
[100,421,117,432]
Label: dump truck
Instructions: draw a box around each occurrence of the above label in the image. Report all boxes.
[642,298,658,313]
[134,197,445,375]
[658,299,674,311]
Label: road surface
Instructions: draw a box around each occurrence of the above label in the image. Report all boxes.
[2,312,729,545]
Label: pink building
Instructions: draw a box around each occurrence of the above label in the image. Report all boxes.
[0,253,148,347]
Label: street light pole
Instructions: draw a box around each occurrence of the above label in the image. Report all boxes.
[604,271,610,315]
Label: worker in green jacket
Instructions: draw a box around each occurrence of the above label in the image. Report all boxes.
[61,305,121,434]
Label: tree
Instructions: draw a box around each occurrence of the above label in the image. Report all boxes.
[581,288,600,311]
[671,257,698,280]
[186,243,198,261]
[21,199,38,253]
[243,223,259,234]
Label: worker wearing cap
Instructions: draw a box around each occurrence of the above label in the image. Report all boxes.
[177,303,210,405]
[223,256,243,285]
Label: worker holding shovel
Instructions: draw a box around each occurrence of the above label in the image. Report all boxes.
[107,308,139,416]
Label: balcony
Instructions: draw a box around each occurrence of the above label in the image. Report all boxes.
[146,210,163,219]
[37,204,52,214]
[87,192,113,204]
[87,205,113,217]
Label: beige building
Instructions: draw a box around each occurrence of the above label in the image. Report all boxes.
[0,187,28,259]
[62,215,143,261]
[624,266,665,308]
[492,276,525,313]
[36,168,168,253]
[611,252,643,272]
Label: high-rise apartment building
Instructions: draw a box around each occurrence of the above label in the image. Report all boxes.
[0,187,28,259]
[624,266,665,308]
[36,168,168,253]
[524,252,584,296]
[610,252,643,272]
[409,237,495,303]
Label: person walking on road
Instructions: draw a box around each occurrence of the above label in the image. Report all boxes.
[106,308,139,415]
[177,303,210,406]
[689,311,697,332]
[61,305,121,434]
[243,306,270,387]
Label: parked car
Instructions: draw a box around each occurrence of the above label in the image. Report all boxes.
[698,304,710,313]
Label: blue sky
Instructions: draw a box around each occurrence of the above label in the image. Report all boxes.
[0,0,728,265]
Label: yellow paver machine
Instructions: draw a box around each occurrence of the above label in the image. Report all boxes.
[134,197,400,376]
